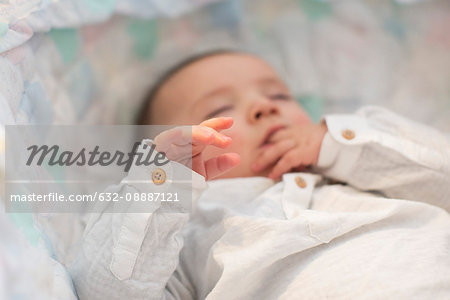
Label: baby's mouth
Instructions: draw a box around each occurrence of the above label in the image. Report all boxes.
[260,125,285,148]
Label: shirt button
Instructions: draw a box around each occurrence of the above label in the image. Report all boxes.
[342,129,355,140]
[151,168,166,185]
[295,176,307,188]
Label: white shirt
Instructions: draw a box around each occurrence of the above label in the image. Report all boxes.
[68,106,450,300]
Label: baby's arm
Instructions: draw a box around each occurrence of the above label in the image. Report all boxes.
[69,118,238,300]
[314,105,450,211]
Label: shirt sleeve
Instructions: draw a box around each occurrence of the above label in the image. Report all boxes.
[314,105,450,211]
[68,139,207,300]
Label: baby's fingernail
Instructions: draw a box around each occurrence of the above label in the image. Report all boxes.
[221,136,231,142]
[205,132,214,140]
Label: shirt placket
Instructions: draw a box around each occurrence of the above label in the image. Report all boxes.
[281,173,322,219]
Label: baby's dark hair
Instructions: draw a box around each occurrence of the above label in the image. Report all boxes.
[136,49,241,125]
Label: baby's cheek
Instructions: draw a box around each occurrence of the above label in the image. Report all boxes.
[290,107,313,126]
[224,128,247,153]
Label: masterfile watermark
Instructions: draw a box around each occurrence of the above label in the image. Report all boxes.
[3,125,194,213]
[26,142,169,172]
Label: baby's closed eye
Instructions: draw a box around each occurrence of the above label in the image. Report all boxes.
[205,105,234,119]
[269,93,292,101]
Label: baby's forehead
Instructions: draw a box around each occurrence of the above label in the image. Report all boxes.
[159,53,284,95]
[180,53,278,77]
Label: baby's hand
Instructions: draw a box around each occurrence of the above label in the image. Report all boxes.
[252,121,328,180]
[153,117,240,180]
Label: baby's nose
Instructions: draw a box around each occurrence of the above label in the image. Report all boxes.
[250,101,279,122]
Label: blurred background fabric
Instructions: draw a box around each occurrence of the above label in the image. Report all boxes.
[1,0,449,127]
[0,0,449,297]
[0,202,77,299]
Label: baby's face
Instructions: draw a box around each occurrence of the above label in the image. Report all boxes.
[150,53,312,178]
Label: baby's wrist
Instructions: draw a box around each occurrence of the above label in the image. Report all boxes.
[313,121,329,165]
[316,120,328,145]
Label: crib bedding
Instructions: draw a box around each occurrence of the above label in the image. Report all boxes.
[1,0,449,127]
[0,204,77,300]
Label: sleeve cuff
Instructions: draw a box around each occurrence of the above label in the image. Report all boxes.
[323,113,374,145]
[123,139,207,193]
[315,114,368,180]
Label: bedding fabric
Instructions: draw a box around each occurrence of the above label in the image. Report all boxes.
[0,204,77,300]
[0,0,449,128]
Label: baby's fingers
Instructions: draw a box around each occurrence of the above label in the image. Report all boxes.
[200,117,234,132]
[269,149,303,180]
[154,125,231,155]
[192,126,231,149]
[154,126,191,153]
[204,153,241,180]
[252,140,296,172]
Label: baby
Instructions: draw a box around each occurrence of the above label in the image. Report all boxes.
[138,50,328,181]
[70,50,450,300]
